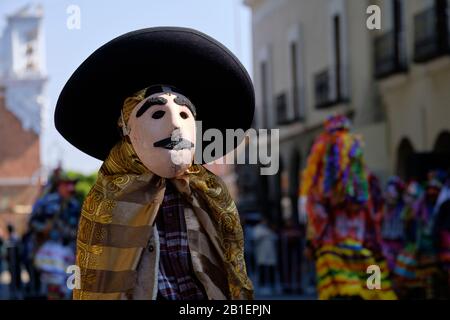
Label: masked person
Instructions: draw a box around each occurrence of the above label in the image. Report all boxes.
[300,115,397,300]
[54,27,254,300]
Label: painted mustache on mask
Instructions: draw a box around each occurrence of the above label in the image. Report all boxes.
[153,136,194,150]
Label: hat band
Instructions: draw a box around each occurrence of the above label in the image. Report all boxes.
[144,84,187,98]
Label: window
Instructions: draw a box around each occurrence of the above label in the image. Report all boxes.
[326,0,349,104]
[374,0,407,79]
[414,0,450,62]
[287,23,306,120]
[290,42,300,119]
[260,61,268,128]
[258,46,274,128]
[276,92,288,125]
[333,15,342,101]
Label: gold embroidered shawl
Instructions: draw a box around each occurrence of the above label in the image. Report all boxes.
[73,90,253,300]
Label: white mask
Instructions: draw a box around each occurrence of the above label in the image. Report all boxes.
[127,92,196,178]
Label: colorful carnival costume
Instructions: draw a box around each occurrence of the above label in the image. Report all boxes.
[433,180,450,298]
[54,27,254,300]
[394,175,444,299]
[393,181,424,297]
[381,177,406,273]
[412,176,442,298]
[300,115,396,300]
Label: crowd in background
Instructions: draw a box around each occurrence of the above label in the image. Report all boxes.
[242,169,450,300]
[380,171,450,299]
[1,167,450,300]
[0,168,80,300]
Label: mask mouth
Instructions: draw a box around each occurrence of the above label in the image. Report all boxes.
[153,136,194,150]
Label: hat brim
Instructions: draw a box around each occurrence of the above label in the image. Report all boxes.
[55,27,255,161]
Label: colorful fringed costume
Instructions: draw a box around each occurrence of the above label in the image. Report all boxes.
[300,115,397,300]
[394,175,443,299]
[393,181,424,295]
[433,184,450,298]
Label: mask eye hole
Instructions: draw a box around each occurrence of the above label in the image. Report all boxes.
[152,110,165,119]
[180,111,189,119]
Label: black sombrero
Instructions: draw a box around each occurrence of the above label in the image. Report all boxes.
[55,27,255,161]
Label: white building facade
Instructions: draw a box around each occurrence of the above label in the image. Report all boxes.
[243,0,450,224]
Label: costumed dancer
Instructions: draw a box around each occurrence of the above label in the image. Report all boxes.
[366,173,384,255]
[365,173,395,294]
[300,115,397,300]
[381,177,406,273]
[432,173,450,298]
[393,180,423,298]
[54,27,254,300]
[394,173,443,299]
[413,173,443,299]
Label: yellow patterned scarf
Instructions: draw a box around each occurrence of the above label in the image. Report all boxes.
[73,90,253,300]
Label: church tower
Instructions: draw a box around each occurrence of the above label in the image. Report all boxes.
[0,4,47,235]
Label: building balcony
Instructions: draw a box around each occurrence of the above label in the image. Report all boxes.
[414,5,450,63]
[314,68,348,109]
[374,30,407,79]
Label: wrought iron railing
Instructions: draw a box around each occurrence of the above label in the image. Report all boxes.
[414,5,450,62]
[374,30,407,79]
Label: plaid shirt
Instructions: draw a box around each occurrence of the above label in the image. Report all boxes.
[155,182,206,300]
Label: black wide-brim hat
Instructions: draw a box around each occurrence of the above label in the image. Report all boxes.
[55,27,255,161]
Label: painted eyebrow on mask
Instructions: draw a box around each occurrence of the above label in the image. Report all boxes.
[136,97,168,118]
[174,96,197,118]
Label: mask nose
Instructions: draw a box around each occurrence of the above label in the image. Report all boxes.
[167,105,183,130]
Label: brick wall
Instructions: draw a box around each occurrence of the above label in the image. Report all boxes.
[0,93,40,178]
[0,92,42,236]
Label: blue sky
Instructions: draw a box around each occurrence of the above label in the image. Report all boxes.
[0,0,252,174]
